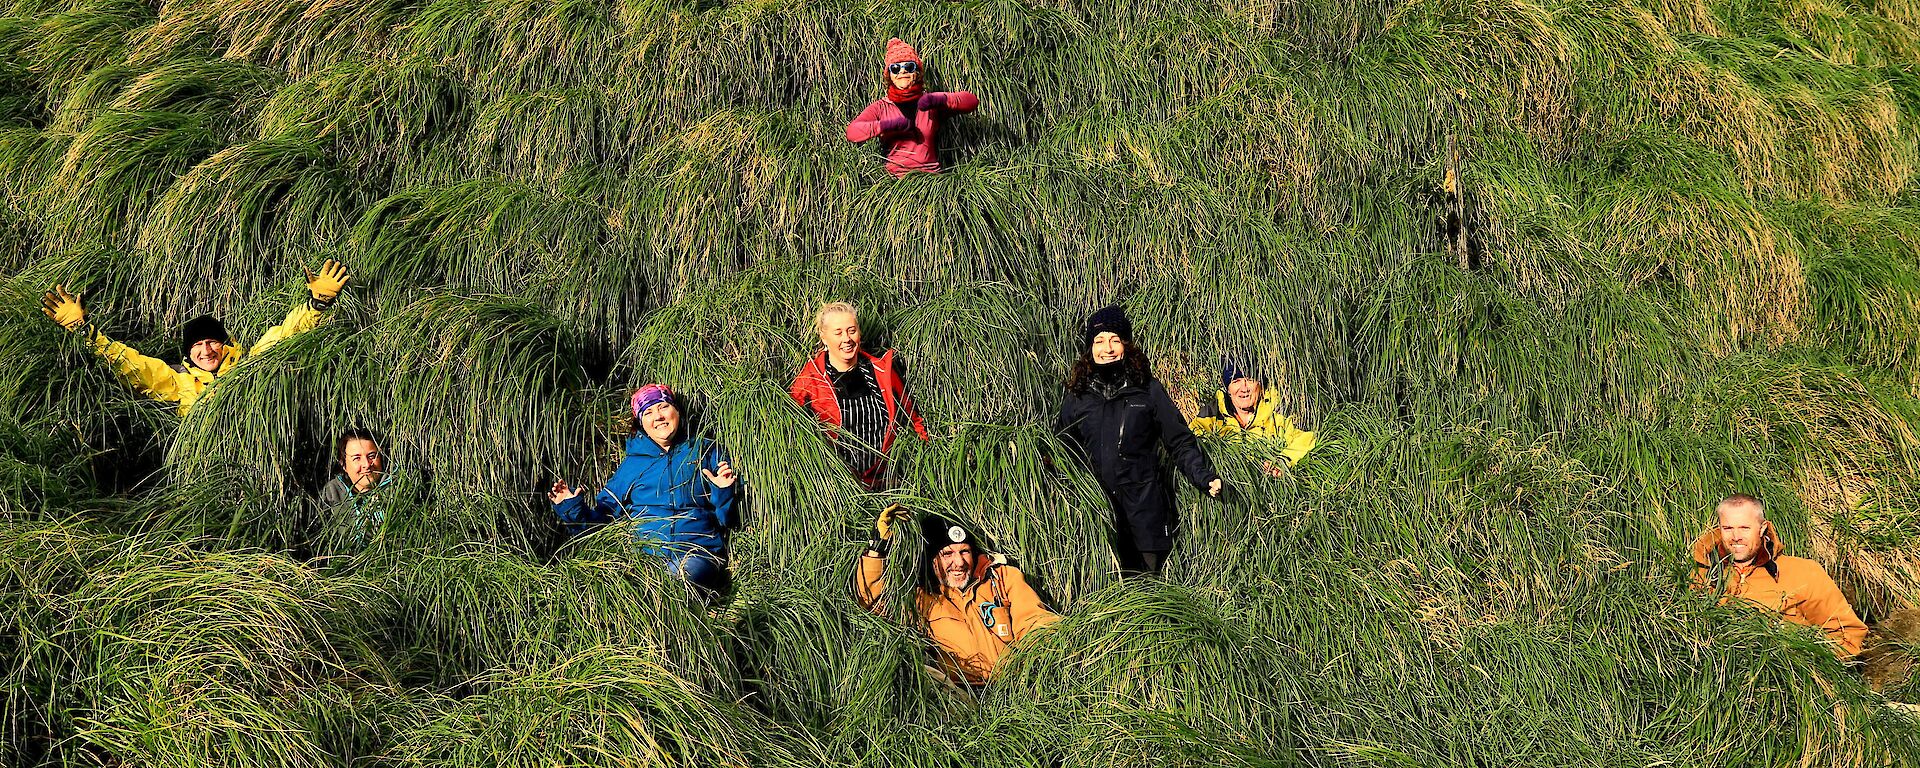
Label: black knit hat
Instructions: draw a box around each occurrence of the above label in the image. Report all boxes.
[1083,305,1133,351]
[920,514,974,553]
[179,315,229,361]
[914,514,981,594]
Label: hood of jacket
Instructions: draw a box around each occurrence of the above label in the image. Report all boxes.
[1692,518,1781,579]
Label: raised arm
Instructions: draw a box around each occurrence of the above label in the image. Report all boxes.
[89,329,184,403]
[42,285,181,402]
[854,504,908,613]
[254,259,350,356]
[699,445,738,529]
[250,302,322,357]
[1150,380,1219,491]
[856,550,887,613]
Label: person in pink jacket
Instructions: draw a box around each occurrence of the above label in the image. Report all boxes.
[845,38,979,176]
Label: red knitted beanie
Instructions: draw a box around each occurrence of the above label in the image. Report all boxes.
[885,38,921,66]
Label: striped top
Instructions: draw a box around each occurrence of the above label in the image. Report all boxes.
[828,357,890,473]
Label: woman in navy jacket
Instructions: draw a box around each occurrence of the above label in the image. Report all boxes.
[549,384,738,596]
[1054,307,1221,576]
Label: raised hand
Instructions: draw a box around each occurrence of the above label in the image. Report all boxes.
[305,259,352,303]
[40,285,86,331]
[1208,478,1224,498]
[700,461,737,489]
[547,480,579,505]
[876,503,910,540]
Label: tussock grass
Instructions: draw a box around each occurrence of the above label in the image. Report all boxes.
[4,0,1920,763]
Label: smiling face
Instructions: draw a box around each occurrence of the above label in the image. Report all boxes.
[341,438,386,492]
[935,542,976,589]
[818,310,861,370]
[1717,500,1766,565]
[1091,332,1126,365]
[887,61,920,91]
[188,338,226,372]
[1228,377,1263,412]
[640,401,681,447]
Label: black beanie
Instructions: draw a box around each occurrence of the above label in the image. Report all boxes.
[919,514,974,557]
[179,315,229,361]
[1083,305,1133,352]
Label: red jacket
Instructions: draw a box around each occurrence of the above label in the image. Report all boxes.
[789,349,930,482]
[845,92,979,176]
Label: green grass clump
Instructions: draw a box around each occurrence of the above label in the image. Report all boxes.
[3,0,1920,764]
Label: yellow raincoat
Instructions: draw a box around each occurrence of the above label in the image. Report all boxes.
[1189,390,1315,464]
[87,302,323,413]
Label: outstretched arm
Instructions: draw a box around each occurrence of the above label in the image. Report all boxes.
[89,330,184,403]
[254,259,350,356]
[1151,381,1219,491]
[939,91,979,114]
[41,285,178,401]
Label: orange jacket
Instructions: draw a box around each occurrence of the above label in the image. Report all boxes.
[857,552,1058,685]
[1691,521,1867,657]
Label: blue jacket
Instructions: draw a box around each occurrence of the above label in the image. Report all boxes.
[554,434,735,557]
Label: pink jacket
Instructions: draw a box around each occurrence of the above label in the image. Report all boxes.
[845,92,980,176]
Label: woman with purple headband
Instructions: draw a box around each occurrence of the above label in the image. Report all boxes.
[547,384,738,598]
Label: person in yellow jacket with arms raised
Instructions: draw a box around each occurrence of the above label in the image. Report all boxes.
[40,259,352,414]
[1189,355,1315,476]
[1692,494,1867,658]
[855,504,1058,688]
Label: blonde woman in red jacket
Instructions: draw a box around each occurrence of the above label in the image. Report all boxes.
[789,302,929,489]
[845,38,979,176]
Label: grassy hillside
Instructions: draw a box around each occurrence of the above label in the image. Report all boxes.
[3,0,1920,764]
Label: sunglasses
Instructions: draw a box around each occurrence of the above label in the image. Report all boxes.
[887,61,919,75]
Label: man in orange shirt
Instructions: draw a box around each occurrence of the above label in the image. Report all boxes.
[1692,494,1867,657]
[855,505,1058,687]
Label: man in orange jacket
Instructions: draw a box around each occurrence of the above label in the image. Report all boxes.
[1692,494,1867,657]
[855,505,1058,686]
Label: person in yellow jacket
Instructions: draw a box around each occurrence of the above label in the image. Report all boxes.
[40,260,352,414]
[855,504,1059,687]
[1692,494,1867,658]
[1189,355,1314,476]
